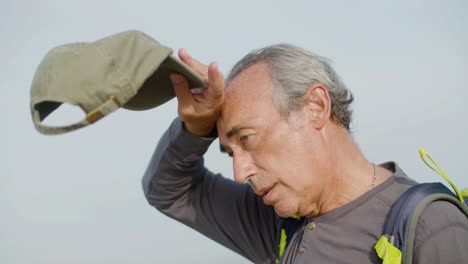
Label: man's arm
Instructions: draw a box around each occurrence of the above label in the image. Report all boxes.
[142,118,279,263]
[141,49,281,263]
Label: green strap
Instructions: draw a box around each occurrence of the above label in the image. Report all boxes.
[375,236,402,264]
[419,148,465,204]
[290,214,301,220]
[462,189,468,199]
[276,215,301,263]
[276,229,287,264]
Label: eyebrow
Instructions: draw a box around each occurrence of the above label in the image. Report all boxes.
[219,126,245,154]
[226,126,245,138]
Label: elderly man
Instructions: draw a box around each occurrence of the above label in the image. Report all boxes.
[142,45,468,263]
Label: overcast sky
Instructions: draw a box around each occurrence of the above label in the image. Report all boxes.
[2,1,467,263]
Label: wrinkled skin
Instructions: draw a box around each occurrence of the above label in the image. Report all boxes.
[170,50,391,218]
[217,63,332,217]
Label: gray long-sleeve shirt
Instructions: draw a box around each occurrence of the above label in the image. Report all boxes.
[143,118,468,263]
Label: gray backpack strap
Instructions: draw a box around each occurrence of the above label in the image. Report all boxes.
[382,182,468,264]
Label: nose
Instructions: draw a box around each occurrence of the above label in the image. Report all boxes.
[232,150,256,183]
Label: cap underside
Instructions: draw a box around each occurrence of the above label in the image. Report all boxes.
[124,55,207,110]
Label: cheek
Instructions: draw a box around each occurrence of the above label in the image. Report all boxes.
[265,130,307,162]
[253,122,315,185]
[254,134,301,170]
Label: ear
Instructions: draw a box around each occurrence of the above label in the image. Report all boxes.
[303,83,332,129]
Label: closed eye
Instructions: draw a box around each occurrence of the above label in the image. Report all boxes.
[220,144,233,158]
[240,135,249,143]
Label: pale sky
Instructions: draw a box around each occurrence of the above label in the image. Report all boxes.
[2,1,467,263]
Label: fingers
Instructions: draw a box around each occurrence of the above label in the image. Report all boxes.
[178,49,208,78]
[177,48,224,101]
[171,52,225,137]
[207,62,225,100]
[170,73,194,106]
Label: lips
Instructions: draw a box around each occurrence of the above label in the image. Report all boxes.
[257,184,274,196]
[259,184,276,204]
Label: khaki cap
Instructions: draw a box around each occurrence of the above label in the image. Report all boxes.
[30,30,206,135]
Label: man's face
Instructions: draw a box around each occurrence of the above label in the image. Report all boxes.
[217,63,327,217]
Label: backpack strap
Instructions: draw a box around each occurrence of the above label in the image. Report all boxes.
[383,183,454,251]
[376,148,468,264]
[376,183,468,264]
[400,188,468,264]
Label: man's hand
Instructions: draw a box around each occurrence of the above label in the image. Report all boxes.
[169,49,225,137]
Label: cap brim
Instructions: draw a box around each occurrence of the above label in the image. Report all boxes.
[124,54,207,110]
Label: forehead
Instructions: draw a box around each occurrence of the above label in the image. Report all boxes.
[218,63,279,133]
[226,62,272,98]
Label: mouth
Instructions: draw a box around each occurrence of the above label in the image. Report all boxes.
[258,184,276,203]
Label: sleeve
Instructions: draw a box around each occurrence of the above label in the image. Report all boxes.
[142,118,280,264]
[413,200,468,264]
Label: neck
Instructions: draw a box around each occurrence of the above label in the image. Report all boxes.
[307,125,391,217]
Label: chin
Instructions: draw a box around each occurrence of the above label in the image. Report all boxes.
[274,202,297,218]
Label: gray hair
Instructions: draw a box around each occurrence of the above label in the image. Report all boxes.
[226,44,354,130]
